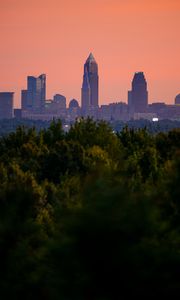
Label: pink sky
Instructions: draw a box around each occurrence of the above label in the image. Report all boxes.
[0,0,180,107]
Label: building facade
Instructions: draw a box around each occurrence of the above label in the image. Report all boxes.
[0,92,14,119]
[128,72,148,117]
[53,94,66,109]
[81,53,99,114]
[175,94,180,105]
[27,74,46,110]
[21,90,28,110]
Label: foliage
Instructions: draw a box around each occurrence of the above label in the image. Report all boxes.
[0,118,180,298]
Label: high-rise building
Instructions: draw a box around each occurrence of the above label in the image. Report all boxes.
[81,68,91,110]
[0,92,14,119]
[21,90,28,110]
[128,72,148,116]
[81,53,99,112]
[27,74,46,110]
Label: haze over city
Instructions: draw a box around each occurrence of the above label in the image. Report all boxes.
[0,0,180,107]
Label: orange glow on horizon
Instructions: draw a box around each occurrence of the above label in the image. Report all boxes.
[0,0,180,107]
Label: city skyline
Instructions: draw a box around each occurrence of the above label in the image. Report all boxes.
[1,58,180,109]
[0,0,180,107]
[0,65,180,122]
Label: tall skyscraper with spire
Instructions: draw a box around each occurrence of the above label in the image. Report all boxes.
[81,53,99,113]
[128,72,148,116]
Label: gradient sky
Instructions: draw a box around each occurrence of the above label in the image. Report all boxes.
[0,0,180,107]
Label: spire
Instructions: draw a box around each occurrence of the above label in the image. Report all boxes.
[86,52,96,63]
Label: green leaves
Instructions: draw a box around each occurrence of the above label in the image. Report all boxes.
[0,119,180,298]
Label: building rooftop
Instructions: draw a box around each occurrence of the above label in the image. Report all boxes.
[86,52,96,63]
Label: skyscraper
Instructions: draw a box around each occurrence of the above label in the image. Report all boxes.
[81,53,99,112]
[128,72,148,115]
[27,74,46,110]
[21,90,28,110]
[0,92,14,119]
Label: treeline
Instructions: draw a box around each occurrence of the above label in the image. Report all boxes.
[0,118,51,136]
[112,118,180,133]
[0,117,180,136]
[0,118,180,299]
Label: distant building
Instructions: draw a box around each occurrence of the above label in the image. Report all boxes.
[128,90,133,117]
[0,92,14,119]
[134,112,157,121]
[99,105,111,121]
[21,90,28,110]
[148,102,166,114]
[110,102,129,121]
[44,94,67,119]
[147,102,180,120]
[14,108,22,119]
[53,94,66,109]
[128,72,148,117]
[99,102,128,121]
[148,102,166,112]
[21,111,59,121]
[158,105,180,120]
[81,53,99,114]
[27,74,46,110]
[69,99,79,109]
[81,67,91,111]
[175,94,180,105]
[68,99,80,121]
[44,99,53,110]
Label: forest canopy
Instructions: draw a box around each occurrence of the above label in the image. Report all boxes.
[0,118,180,299]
